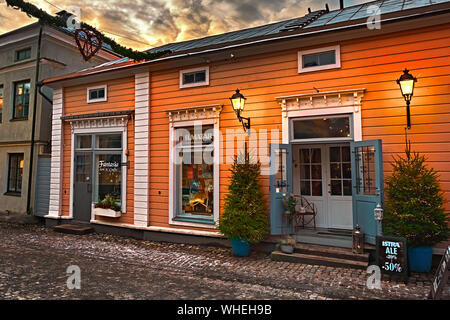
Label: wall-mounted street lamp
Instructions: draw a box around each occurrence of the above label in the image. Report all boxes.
[397,69,417,130]
[230,89,250,132]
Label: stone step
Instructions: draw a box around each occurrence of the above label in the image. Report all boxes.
[53,224,94,235]
[294,243,370,262]
[270,251,369,269]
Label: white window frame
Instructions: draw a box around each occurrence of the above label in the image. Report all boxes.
[179,66,210,89]
[168,119,220,229]
[69,125,128,219]
[87,85,107,103]
[290,114,353,143]
[298,45,341,74]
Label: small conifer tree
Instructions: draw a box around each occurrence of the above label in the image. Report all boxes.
[218,152,269,243]
[383,150,449,247]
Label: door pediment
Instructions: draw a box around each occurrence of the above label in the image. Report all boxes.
[276,88,365,116]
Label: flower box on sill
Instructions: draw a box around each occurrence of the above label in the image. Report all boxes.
[92,206,121,218]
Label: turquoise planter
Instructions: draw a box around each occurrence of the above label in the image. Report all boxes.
[408,247,433,273]
[231,238,250,257]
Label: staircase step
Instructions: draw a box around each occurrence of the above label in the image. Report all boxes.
[294,243,369,262]
[53,224,94,235]
[271,251,369,269]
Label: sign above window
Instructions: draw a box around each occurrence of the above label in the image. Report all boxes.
[298,45,341,73]
[179,66,209,88]
[87,85,107,103]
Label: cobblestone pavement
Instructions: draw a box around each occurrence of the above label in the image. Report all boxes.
[0,222,448,300]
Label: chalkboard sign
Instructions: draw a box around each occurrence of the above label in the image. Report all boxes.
[376,236,408,282]
[429,246,450,300]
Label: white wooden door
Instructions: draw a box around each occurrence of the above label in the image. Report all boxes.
[326,145,353,229]
[293,145,327,228]
[293,144,353,229]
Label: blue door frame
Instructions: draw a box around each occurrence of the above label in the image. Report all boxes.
[269,143,292,235]
[269,140,384,244]
[350,139,384,244]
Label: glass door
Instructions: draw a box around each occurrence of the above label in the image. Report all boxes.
[295,146,326,228]
[351,139,384,244]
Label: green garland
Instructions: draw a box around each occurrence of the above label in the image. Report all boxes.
[5,0,170,61]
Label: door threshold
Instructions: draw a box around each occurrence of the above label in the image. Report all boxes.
[295,228,353,248]
[316,228,352,237]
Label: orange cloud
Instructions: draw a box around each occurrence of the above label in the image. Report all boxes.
[0,0,366,51]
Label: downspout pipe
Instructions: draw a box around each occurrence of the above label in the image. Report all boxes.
[26,23,43,215]
[37,81,52,105]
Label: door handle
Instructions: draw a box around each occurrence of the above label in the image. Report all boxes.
[87,183,92,193]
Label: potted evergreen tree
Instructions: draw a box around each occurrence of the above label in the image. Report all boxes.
[218,152,269,257]
[383,150,449,272]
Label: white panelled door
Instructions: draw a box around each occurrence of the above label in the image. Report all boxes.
[293,144,353,230]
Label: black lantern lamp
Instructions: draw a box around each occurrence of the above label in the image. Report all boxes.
[352,224,365,254]
[230,89,250,132]
[397,69,417,130]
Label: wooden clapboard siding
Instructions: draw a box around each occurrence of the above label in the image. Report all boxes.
[148,22,450,233]
[64,77,135,115]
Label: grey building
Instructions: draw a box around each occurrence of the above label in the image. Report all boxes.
[0,22,120,217]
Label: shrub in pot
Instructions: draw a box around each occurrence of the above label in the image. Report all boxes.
[218,152,269,257]
[383,150,449,272]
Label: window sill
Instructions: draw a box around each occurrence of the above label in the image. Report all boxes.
[87,99,107,104]
[10,117,28,122]
[179,82,209,89]
[172,216,215,225]
[298,65,340,74]
[4,192,22,197]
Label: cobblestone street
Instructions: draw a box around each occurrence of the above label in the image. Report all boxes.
[0,222,447,300]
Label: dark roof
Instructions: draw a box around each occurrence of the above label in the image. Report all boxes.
[146,9,326,54]
[147,0,450,55]
[305,0,450,28]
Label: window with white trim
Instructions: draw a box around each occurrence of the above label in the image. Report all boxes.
[87,85,107,103]
[174,125,215,223]
[298,45,341,73]
[179,67,209,88]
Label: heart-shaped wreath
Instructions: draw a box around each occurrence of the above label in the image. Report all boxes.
[74,28,103,61]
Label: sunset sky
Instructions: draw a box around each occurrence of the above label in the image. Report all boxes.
[0,0,372,51]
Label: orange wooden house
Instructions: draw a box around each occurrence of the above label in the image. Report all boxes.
[43,0,450,252]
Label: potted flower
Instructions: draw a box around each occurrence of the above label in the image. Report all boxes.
[277,236,296,254]
[93,195,122,218]
[383,150,449,272]
[218,152,269,257]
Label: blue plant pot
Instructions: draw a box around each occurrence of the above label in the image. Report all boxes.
[408,246,433,273]
[231,238,250,257]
